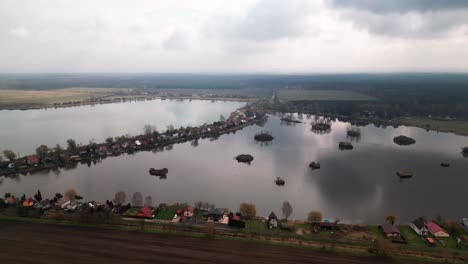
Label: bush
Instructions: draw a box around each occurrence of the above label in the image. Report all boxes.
[308,211,322,222]
[368,239,393,258]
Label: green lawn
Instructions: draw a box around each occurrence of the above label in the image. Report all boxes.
[395,117,468,136]
[155,207,177,220]
[278,89,375,102]
[245,219,270,231]
[399,226,427,247]
[368,225,386,240]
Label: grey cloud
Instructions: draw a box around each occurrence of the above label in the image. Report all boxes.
[328,0,468,38]
[328,0,468,14]
[214,0,314,42]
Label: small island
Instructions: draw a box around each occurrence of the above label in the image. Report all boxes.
[275,177,285,186]
[311,123,331,131]
[346,127,361,138]
[309,162,320,169]
[463,147,468,156]
[235,154,254,164]
[397,170,413,178]
[254,131,274,142]
[393,135,416,146]
[338,141,353,150]
[280,117,302,123]
[149,168,168,177]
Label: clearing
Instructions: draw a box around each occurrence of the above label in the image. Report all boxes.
[278,89,375,101]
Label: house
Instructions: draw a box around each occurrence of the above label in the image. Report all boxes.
[202,208,225,222]
[426,222,450,238]
[410,218,428,236]
[183,205,194,218]
[27,155,39,165]
[98,145,108,153]
[22,198,34,207]
[57,198,71,209]
[267,212,278,228]
[460,218,468,232]
[379,223,401,238]
[136,206,154,218]
[319,222,335,231]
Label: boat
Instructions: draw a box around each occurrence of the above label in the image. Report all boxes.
[309,162,320,169]
[149,168,168,176]
[397,170,413,178]
[275,177,285,186]
[339,141,353,150]
[440,163,450,167]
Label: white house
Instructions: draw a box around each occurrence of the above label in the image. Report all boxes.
[410,218,428,236]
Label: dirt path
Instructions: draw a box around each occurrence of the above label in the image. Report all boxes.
[0,220,419,264]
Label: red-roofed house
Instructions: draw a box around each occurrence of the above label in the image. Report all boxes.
[426,222,449,237]
[27,155,39,165]
[184,205,194,217]
[137,206,154,218]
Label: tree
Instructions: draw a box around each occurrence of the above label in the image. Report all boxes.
[0,155,3,163]
[282,201,293,219]
[114,191,126,204]
[67,139,77,153]
[386,214,397,225]
[143,124,156,136]
[34,190,42,201]
[131,192,143,207]
[307,211,322,222]
[54,144,63,154]
[65,188,78,201]
[239,203,256,219]
[219,114,226,122]
[144,195,153,207]
[105,137,114,145]
[166,124,175,132]
[4,193,11,198]
[36,145,49,159]
[445,220,463,237]
[55,193,63,199]
[3,150,16,162]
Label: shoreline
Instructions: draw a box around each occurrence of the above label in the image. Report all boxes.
[0,95,254,111]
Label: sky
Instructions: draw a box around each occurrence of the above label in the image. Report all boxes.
[1,0,468,73]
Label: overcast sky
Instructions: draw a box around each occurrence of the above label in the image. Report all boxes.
[1,0,468,73]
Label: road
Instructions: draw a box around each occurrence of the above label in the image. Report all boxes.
[0,220,416,264]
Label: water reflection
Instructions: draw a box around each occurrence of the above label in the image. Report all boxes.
[1,114,468,224]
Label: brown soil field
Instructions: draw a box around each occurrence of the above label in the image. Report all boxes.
[0,220,417,264]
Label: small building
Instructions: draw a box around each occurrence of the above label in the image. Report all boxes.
[27,155,39,165]
[426,222,450,238]
[183,205,194,218]
[410,218,428,236]
[379,223,401,238]
[202,208,225,222]
[319,222,335,230]
[137,206,154,219]
[267,212,278,228]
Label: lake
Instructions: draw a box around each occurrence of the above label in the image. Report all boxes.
[0,99,244,155]
[1,110,468,224]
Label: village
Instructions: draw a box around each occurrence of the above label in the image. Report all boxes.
[1,187,468,262]
[0,107,266,177]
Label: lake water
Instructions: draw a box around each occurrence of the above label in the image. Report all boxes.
[0,99,244,155]
[1,111,468,224]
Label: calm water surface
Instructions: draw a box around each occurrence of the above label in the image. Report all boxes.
[0,99,244,155]
[1,113,468,224]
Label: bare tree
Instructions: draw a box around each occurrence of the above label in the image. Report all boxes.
[282,201,293,219]
[239,203,256,219]
[144,195,153,207]
[64,188,78,201]
[307,211,322,222]
[131,192,143,207]
[114,191,126,204]
[143,124,156,136]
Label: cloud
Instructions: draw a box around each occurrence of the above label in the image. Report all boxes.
[163,30,189,51]
[211,0,315,42]
[327,0,468,38]
[9,26,31,39]
[328,0,468,14]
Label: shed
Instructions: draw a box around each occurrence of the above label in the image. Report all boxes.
[379,223,401,238]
